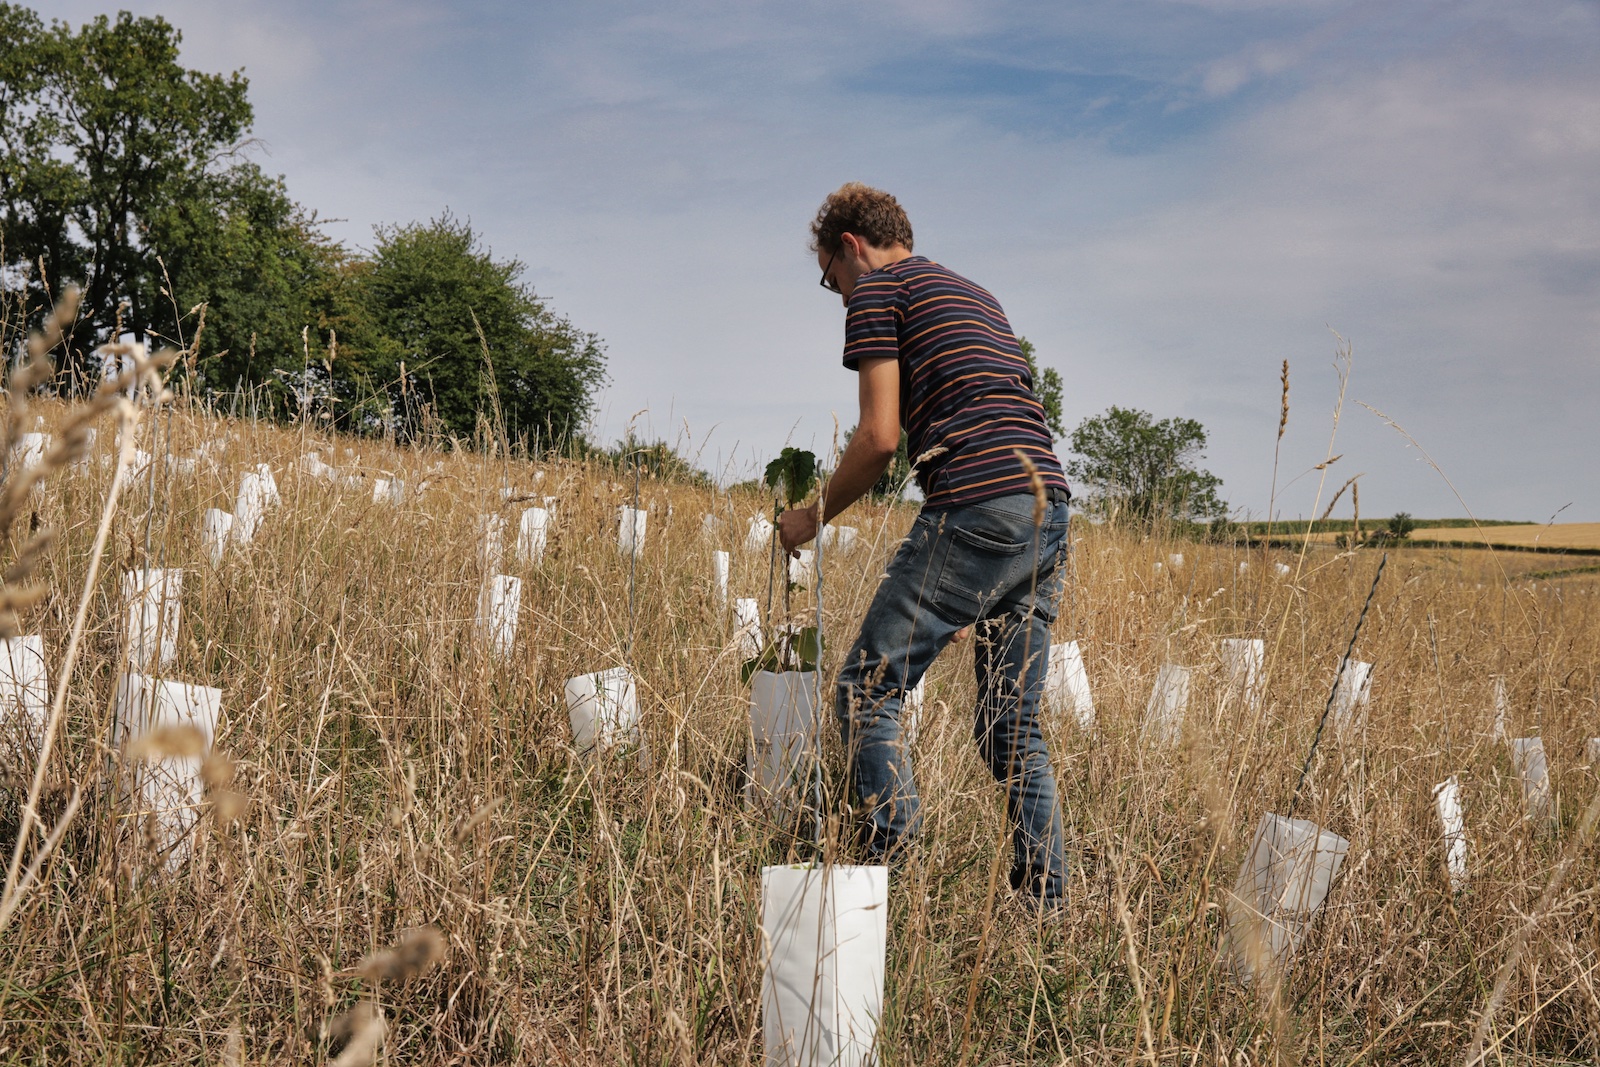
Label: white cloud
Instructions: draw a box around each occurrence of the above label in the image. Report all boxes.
[1028,44,1600,519]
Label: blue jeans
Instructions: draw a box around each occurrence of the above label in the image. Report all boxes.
[835,493,1071,903]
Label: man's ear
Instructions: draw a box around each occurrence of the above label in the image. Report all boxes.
[840,232,863,259]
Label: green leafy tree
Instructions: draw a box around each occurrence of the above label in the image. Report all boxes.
[1065,406,1227,525]
[610,436,710,486]
[147,162,356,401]
[358,213,606,445]
[0,5,252,377]
[1386,512,1417,540]
[1018,336,1066,439]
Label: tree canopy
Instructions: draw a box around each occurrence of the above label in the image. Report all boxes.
[0,5,251,377]
[1065,406,1228,525]
[0,4,607,448]
[359,214,606,443]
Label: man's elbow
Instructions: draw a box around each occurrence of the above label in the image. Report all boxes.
[858,429,899,466]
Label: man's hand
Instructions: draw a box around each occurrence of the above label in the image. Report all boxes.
[777,503,820,556]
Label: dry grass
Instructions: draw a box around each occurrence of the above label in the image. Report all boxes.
[0,389,1597,1065]
[1411,524,1600,552]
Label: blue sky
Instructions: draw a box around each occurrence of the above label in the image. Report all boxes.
[43,0,1600,521]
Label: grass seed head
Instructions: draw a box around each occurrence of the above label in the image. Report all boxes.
[127,723,206,761]
[360,926,446,984]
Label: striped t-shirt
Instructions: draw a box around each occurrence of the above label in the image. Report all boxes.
[841,256,1070,510]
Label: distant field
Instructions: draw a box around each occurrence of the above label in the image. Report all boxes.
[1410,522,1600,551]
[1243,517,1527,534]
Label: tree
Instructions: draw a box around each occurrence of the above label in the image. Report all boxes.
[147,162,354,401]
[1018,337,1065,440]
[1065,406,1227,525]
[609,436,710,486]
[0,5,252,377]
[358,213,606,445]
[1386,512,1417,540]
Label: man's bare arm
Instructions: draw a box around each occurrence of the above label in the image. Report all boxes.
[777,356,899,551]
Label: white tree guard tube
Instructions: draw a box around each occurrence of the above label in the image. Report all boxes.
[747,670,819,826]
[1044,640,1096,731]
[122,568,182,671]
[0,636,50,746]
[12,432,47,473]
[1168,552,1184,568]
[1227,813,1350,981]
[232,471,271,543]
[735,598,765,660]
[1510,738,1553,822]
[517,507,550,565]
[1273,562,1292,577]
[1330,660,1374,736]
[618,505,647,559]
[1142,663,1190,745]
[787,549,814,585]
[746,516,774,553]
[1220,638,1264,714]
[201,509,234,565]
[1433,777,1468,891]
[1586,737,1600,766]
[480,513,507,571]
[712,550,730,605]
[833,526,859,554]
[372,475,404,505]
[565,666,640,755]
[300,452,336,482]
[114,672,220,873]
[253,463,280,506]
[476,575,521,659]
[701,513,718,538]
[761,863,888,1067]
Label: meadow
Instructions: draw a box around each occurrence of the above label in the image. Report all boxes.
[0,374,1597,1066]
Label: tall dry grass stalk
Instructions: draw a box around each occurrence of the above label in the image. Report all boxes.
[0,355,1595,1063]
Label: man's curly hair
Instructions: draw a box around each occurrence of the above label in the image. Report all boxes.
[809,182,914,255]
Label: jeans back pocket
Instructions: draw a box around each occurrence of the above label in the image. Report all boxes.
[932,525,1032,623]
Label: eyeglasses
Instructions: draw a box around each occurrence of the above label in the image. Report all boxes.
[819,249,841,294]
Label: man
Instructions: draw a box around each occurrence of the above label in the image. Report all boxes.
[777,182,1074,908]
